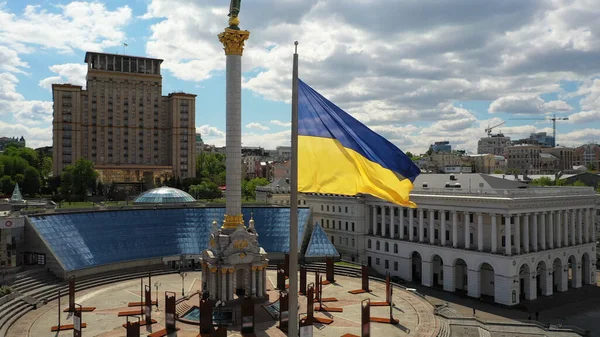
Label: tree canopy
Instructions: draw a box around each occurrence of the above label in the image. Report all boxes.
[59,159,98,201]
[0,145,48,196]
[242,177,270,200]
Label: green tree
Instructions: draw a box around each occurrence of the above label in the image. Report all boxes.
[573,180,586,187]
[196,152,226,185]
[530,177,554,186]
[0,155,28,177]
[405,151,413,158]
[60,159,98,201]
[3,146,38,168]
[13,174,24,185]
[493,169,504,174]
[190,181,222,201]
[96,181,104,196]
[39,157,52,179]
[0,175,15,195]
[22,167,41,196]
[242,177,270,200]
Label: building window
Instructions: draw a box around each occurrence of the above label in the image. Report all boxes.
[469,213,474,223]
[352,222,355,231]
[501,236,505,247]
[326,219,329,228]
[345,222,348,231]
[424,211,427,219]
[434,211,439,220]
[327,205,329,212]
[376,241,380,250]
[470,233,474,244]
[404,227,408,236]
[368,257,372,267]
[394,244,398,253]
[403,209,408,217]
[394,261,398,271]
[385,260,389,269]
[368,240,371,249]
[352,238,355,247]
[424,228,428,238]
[446,230,450,241]
[413,227,417,236]
[338,221,342,230]
[376,258,380,265]
[338,206,341,212]
[435,229,439,239]
[384,242,389,252]
[321,205,324,211]
[445,212,450,221]
[345,206,348,213]
[345,237,348,246]
[331,236,334,244]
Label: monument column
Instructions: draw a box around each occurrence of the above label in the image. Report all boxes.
[218,13,250,232]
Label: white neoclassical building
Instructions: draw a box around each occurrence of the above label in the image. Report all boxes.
[304,173,598,306]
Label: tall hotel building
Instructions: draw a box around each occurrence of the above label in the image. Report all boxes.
[52,52,196,183]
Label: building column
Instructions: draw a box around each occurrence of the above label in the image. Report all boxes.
[371,205,376,235]
[452,211,458,248]
[477,213,483,251]
[232,269,237,299]
[528,273,537,301]
[491,213,497,253]
[419,208,425,242]
[390,206,395,239]
[558,266,568,292]
[221,269,227,301]
[514,214,521,255]
[532,213,538,252]
[211,269,217,300]
[464,212,470,250]
[441,211,447,246]
[584,208,590,243]
[421,261,432,287]
[540,213,546,250]
[261,268,266,297]
[409,209,414,241]
[429,210,435,244]
[578,209,583,244]
[467,269,481,298]
[548,211,554,249]
[573,262,582,288]
[556,210,562,248]
[443,264,455,292]
[593,207,597,242]
[505,215,512,256]
[523,213,530,253]
[571,210,577,246]
[399,207,404,240]
[563,211,569,247]
[543,267,553,297]
[251,268,256,297]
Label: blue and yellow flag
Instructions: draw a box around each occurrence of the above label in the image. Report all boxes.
[298,79,421,207]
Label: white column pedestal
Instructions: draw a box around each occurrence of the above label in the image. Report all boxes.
[443,264,455,292]
[467,269,480,298]
[422,261,432,287]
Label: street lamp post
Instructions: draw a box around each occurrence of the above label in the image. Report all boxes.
[179,271,188,296]
[154,281,161,308]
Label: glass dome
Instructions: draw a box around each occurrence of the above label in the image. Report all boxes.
[133,186,196,204]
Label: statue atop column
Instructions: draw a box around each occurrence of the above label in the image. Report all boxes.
[228,0,242,30]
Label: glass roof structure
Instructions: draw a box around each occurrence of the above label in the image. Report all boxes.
[133,187,195,204]
[28,207,311,271]
[305,223,340,258]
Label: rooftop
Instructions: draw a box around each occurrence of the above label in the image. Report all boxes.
[84,51,163,63]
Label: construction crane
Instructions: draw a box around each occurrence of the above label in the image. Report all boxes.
[485,121,505,136]
[508,114,569,147]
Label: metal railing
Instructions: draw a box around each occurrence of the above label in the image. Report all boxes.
[412,186,595,197]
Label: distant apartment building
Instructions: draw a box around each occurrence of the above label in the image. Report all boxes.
[575,143,600,170]
[507,144,542,174]
[469,154,507,174]
[195,133,204,155]
[276,146,291,160]
[0,136,25,151]
[541,147,574,171]
[430,141,451,153]
[52,52,196,184]
[477,134,510,156]
[530,132,555,148]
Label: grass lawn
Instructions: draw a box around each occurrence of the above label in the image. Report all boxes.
[335,261,361,269]
[57,201,97,209]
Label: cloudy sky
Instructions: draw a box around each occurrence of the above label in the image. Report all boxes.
[1,0,600,153]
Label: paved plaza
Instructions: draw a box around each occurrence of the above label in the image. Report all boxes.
[8,270,440,337]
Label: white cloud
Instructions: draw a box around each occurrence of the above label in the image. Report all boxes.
[0,72,53,125]
[488,95,572,115]
[270,120,291,127]
[0,120,52,149]
[0,46,27,73]
[246,122,269,131]
[0,3,132,54]
[39,63,87,90]
[567,110,600,124]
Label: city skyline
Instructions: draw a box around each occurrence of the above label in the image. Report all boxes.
[1,0,600,153]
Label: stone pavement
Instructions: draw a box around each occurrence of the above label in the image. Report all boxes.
[8,270,440,337]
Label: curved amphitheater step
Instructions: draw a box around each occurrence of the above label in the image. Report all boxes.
[478,327,491,337]
[436,316,451,337]
[0,265,178,336]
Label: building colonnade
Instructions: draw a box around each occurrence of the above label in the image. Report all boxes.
[367,204,597,256]
[201,263,267,301]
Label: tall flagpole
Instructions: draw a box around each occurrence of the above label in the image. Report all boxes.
[289,40,299,337]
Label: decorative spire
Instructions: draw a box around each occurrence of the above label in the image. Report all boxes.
[249,212,255,229]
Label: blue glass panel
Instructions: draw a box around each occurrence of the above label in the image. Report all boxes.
[28,207,310,271]
[305,222,340,258]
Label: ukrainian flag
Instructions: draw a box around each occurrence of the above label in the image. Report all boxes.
[298,79,421,207]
